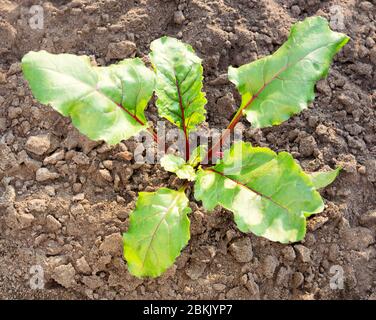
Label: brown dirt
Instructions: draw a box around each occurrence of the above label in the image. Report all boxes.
[0,0,375,300]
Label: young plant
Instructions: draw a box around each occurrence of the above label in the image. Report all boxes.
[21,17,349,278]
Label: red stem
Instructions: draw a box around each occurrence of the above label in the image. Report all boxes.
[116,102,158,144]
[204,95,255,164]
[176,79,190,162]
[203,56,296,165]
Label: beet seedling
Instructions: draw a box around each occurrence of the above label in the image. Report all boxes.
[21,16,348,278]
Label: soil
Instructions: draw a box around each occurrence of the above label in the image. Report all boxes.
[0,0,375,300]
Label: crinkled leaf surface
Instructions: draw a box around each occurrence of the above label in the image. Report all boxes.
[150,36,207,133]
[228,17,349,128]
[194,142,324,243]
[22,51,155,144]
[123,188,191,278]
[160,154,196,181]
[309,167,340,189]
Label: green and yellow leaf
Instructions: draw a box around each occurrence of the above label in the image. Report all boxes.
[228,16,349,128]
[123,188,191,278]
[22,51,155,145]
[160,154,196,181]
[309,167,341,189]
[150,36,207,134]
[194,141,325,243]
[188,145,207,167]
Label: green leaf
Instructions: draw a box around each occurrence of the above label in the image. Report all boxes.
[194,141,324,243]
[309,167,340,189]
[123,188,191,278]
[149,36,207,134]
[188,145,207,167]
[160,154,196,181]
[22,51,155,145]
[228,16,349,128]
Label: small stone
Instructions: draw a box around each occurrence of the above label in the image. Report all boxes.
[97,143,112,154]
[70,203,85,215]
[299,136,317,157]
[345,123,363,136]
[359,210,376,227]
[45,186,56,196]
[213,283,226,292]
[185,260,206,280]
[103,160,113,170]
[0,117,6,132]
[216,93,236,118]
[291,5,301,16]
[34,234,47,246]
[99,169,113,182]
[358,166,366,175]
[308,115,319,127]
[350,62,373,77]
[76,256,92,275]
[82,276,104,290]
[261,255,278,278]
[245,274,260,298]
[116,195,125,204]
[0,72,6,84]
[0,20,16,51]
[0,185,15,207]
[365,159,376,182]
[28,199,47,213]
[336,154,358,174]
[8,107,22,119]
[25,134,51,155]
[370,48,376,65]
[8,62,21,75]
[276,266,290,287]
[72,183,82,193]
[18,212,35,228]
[359,1,374,11]
[43,149,65,165]
[36,168,60,182]
[19,151,42,172]
[115,151,133,161]
[208,73,229,86]
[52,263,76,288]
[99,233,123,256]
[310,215,329,234]
[72,193,85,201]
[229,238,253,263]
[341,227,374,250]
[225,229,237,242]
[225,286,250,300]
[174,10,185,25]
[46,215,62,232]
[72,152,90,165]
[94,255,112,272]
[365,37,375,48]
[106,40,137,60]
[294,245,311,263]
[315,124,328,136]
[5,207,35,230]
[304,232,316,247]
[291,272,304,288]
[328,244,340,262]
[282,246,296,261]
